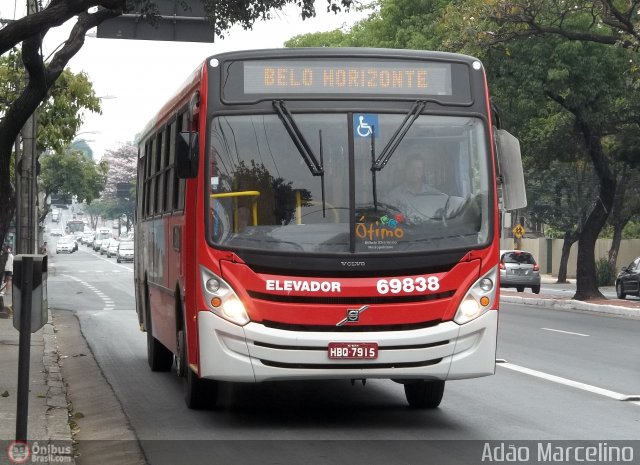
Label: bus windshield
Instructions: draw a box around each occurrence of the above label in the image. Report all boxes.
[207,113,490,254]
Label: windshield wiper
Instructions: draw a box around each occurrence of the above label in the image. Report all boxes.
[273,100,324,176]
[273,100,327,218]
[371,100,426,171]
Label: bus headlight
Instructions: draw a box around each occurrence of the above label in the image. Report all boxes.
[200,266,250,326]
[454,266,498,325]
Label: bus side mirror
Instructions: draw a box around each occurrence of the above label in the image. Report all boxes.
[496,129,527,211]
[176,131,198,179]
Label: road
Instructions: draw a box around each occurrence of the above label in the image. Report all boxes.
[45,245,640,464]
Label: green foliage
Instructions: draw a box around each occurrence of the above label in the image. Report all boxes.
[595,258,616,287]
[622,221,640,239]
[40,148,108,205]
[0,49,101,154]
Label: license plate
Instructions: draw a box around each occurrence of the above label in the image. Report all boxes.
[328,342,378,360]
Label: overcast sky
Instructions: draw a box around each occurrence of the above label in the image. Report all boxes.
[0,1,370,158]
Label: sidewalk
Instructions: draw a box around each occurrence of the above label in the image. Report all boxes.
[0,291,74,463]
[500,274,640,319]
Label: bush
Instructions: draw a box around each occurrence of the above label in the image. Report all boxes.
[595,258,616,287]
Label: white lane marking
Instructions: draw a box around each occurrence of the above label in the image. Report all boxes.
[499,362,640,404]
[63,274,114,311]
[541,327,590,337]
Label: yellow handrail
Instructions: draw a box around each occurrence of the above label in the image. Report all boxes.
[211,191,260,229]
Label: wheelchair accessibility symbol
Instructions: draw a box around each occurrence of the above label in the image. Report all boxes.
[354,114,378,138]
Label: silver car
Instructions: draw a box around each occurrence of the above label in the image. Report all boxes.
[116,241,134,263]
[499,250,541,294]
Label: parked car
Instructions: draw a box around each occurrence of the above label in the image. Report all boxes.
[55,236,75,254]
[615,257,640,299]
[499,249,541,294]
[106,240,120,258]
[116,241,134,263]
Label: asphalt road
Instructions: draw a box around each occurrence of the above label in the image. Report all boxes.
[45,245,640,463]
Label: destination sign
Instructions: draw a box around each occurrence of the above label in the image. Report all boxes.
[242,60,453,96]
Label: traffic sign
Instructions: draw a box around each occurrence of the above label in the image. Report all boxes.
[512,224,526,238]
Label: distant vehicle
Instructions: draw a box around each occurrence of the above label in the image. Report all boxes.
[100,237,114,255]
[81,231,94,245]
[56,236,75,254]
[49,229,64,237]
[93,229,111,251]
[499,250,541,294]
[51,210,59,223]
[615,257,640,299]
[67,219,85,235]
[107,240,120,258]
[116,241,134,263]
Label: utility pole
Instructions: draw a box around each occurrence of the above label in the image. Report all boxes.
[16,0,39,255]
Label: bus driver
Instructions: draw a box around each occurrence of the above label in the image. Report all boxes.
[384,154,470,225]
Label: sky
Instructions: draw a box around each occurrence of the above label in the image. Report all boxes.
[0,1,371,159]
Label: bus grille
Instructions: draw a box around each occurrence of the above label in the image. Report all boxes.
[247,290,455,305]
[261,320,442,332]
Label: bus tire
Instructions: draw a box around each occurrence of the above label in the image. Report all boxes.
[404,380,445,409]
[145,288,173,372]
[180,332,219,409]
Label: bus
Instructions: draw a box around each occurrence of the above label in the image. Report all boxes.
[66,219,85,235]
[134,48,526,410]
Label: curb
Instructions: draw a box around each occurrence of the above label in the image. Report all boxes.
[501,295,640,319]
[42,311,75,463]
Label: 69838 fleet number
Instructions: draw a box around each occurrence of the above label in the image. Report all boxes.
[376,276,440,295]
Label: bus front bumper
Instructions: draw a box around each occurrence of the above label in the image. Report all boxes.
[197,310,498,383]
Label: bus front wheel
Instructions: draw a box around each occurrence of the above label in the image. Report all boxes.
[404,380,445,409]
[178,328,219,409]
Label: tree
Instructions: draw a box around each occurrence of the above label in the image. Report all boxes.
[40,147,108,222]
[102,143,137,232]
[0,47,101,249]
[0,0,354,254]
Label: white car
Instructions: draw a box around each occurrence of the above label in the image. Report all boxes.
[116,241,134,263]
[93,231,111,251]
[107,240,120,258]
[100,238,113,255]
[56,236,75,254]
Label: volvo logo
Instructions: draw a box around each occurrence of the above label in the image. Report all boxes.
[341,261,366,267]
[336,305,369,326]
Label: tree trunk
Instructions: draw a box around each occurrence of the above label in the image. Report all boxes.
[574,123,616,300]
[557,230,578,283]
[607,168,629,270]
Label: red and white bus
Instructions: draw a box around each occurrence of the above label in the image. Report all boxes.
[134,48,526,409]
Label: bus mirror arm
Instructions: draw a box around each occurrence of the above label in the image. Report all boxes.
[176,131,199,179]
